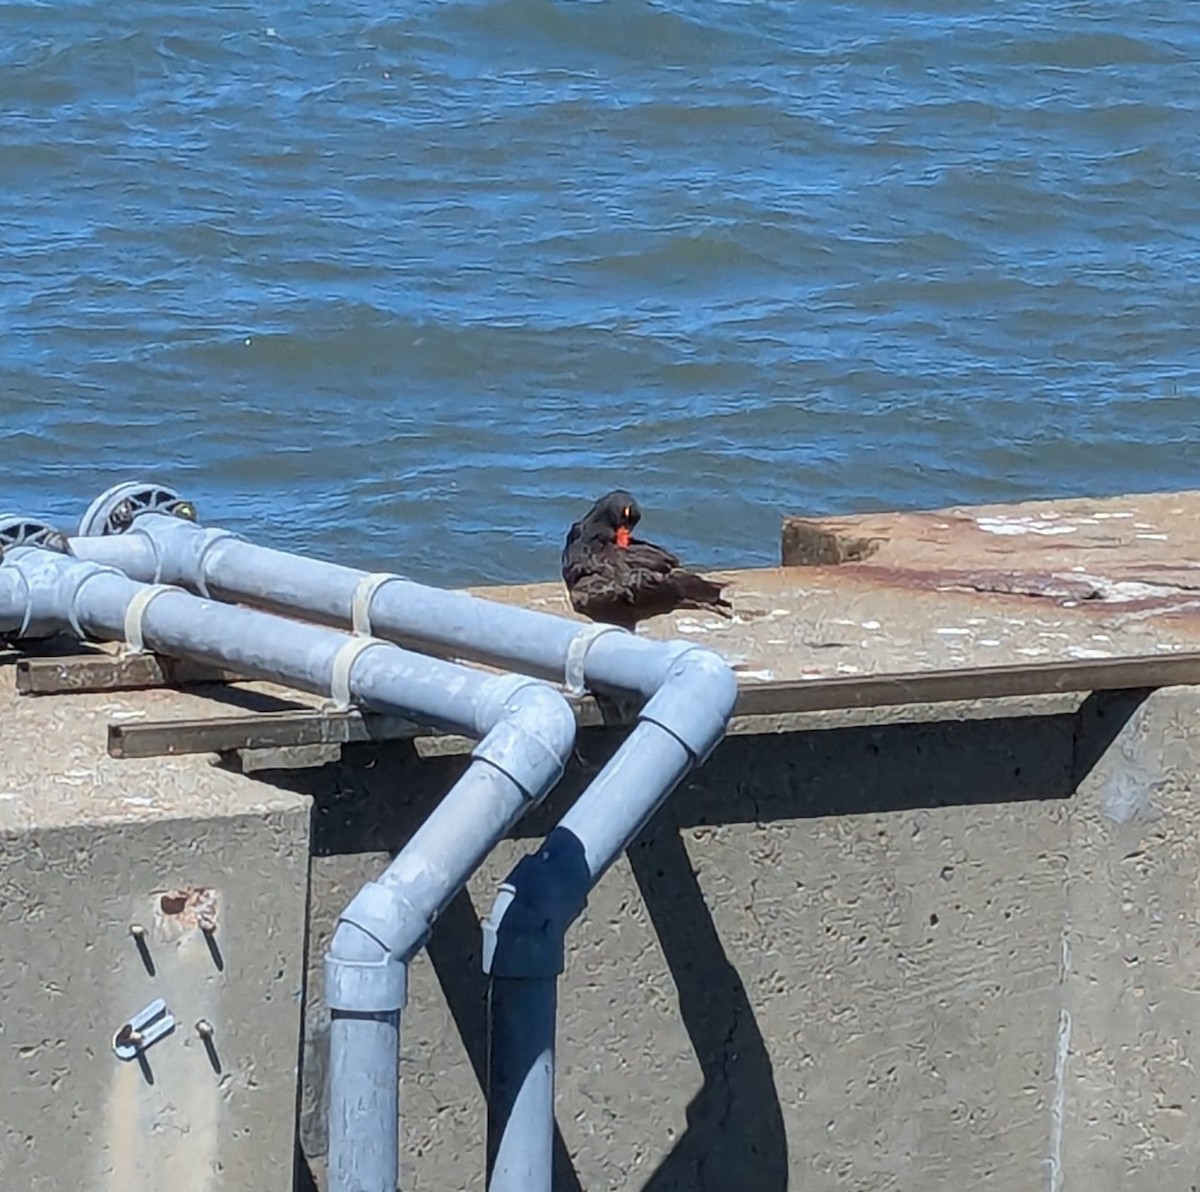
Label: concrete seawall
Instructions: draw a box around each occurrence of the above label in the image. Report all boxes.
[4,490,1200,1190]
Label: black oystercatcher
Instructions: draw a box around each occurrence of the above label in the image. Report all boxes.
[561,490,733,630]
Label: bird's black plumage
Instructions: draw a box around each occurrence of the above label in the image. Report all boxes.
[561,490,732,630]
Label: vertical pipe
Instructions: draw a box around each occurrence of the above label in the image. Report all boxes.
[325,705,574,1192]
[487,978,557,1192]
[328,1009,401,1192]
[484,673,734,1191]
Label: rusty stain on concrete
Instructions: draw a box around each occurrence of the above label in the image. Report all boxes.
[154,887,219,934]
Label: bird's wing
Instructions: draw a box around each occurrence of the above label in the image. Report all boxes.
[569,570,638,607]
[625,537,682,572]
[563,538,629,587]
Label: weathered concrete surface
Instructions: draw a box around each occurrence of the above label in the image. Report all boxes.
[287,682,1200,1192]
[286,491,1200,1190]
[469,489,1200,692]
[6,489,1200,1192]
[0,666,311,1192]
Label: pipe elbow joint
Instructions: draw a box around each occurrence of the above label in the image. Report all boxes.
[326,881,415,1012]
[129,515,236,590]
[4,547,109,640]
[639,645,738,763]
[471,676,575,803]
[481,845,589,979]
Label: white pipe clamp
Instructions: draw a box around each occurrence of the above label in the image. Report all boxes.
[121,583,181,655]
[563,623,625,697]
[326,636,391,711]
[351,573,400,637]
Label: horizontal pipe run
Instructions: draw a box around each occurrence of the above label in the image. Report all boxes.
[69,516,693,699]
[1,545,560,744]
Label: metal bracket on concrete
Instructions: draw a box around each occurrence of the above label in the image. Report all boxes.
[112,998,176,1061]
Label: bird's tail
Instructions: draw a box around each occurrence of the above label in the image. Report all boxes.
[674,572,733,617]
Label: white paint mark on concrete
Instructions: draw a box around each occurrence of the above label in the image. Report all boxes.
[1047,927,1072,1192]
[936,627,970,636]
[1092,511,1135,519]
[1066,646,1112,659]
[978,639,1001,647]
[1067,575,1186,602]
[976,516,1079,536]
[1135,533,1169,541]
[861,620,881,630]
[1017,646,1050,656]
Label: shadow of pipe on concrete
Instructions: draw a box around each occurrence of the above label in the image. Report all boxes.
[268,688,1147,1191]
[628,802,789,1192]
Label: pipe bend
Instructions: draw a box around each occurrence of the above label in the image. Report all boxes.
[471,675,576,803]
[327,882,417,1012]
[66,527,165,583]
[481,828,591,980]
[638,645,738,764]
[5,547,120,640]
[116,514,239,591]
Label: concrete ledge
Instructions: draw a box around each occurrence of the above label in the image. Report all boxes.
[0,664,311,1192]
[6,488,1200,1192]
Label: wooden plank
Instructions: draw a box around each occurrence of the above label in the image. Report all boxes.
[106,652,1200,762]
[17,652,241,695]
[108,709,424,760]
[730,653,1200,717]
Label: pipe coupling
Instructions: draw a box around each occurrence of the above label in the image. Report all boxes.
[129,515,240,594]
[481,835,590,979]
[3,547,121,641]
[638,646,738,763]
[325,948,408,1013]
[471,677,575,801]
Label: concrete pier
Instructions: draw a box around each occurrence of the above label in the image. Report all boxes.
[4,489,1200,1190]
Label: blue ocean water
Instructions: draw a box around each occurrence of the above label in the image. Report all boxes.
[2,0,1198,584]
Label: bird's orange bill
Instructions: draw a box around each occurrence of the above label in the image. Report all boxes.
[615,527,631,548]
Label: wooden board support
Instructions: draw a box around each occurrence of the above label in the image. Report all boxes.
[729,653,1200,716]
[105,652,1200,763]
[16,652,241,695]
[108,708,426,760]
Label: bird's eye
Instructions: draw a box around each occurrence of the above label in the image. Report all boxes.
[622,506,630,520]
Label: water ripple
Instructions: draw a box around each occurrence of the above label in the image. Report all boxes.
[2,0,1199,584]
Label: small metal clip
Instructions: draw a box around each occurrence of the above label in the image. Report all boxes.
[112,998,176,1061]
